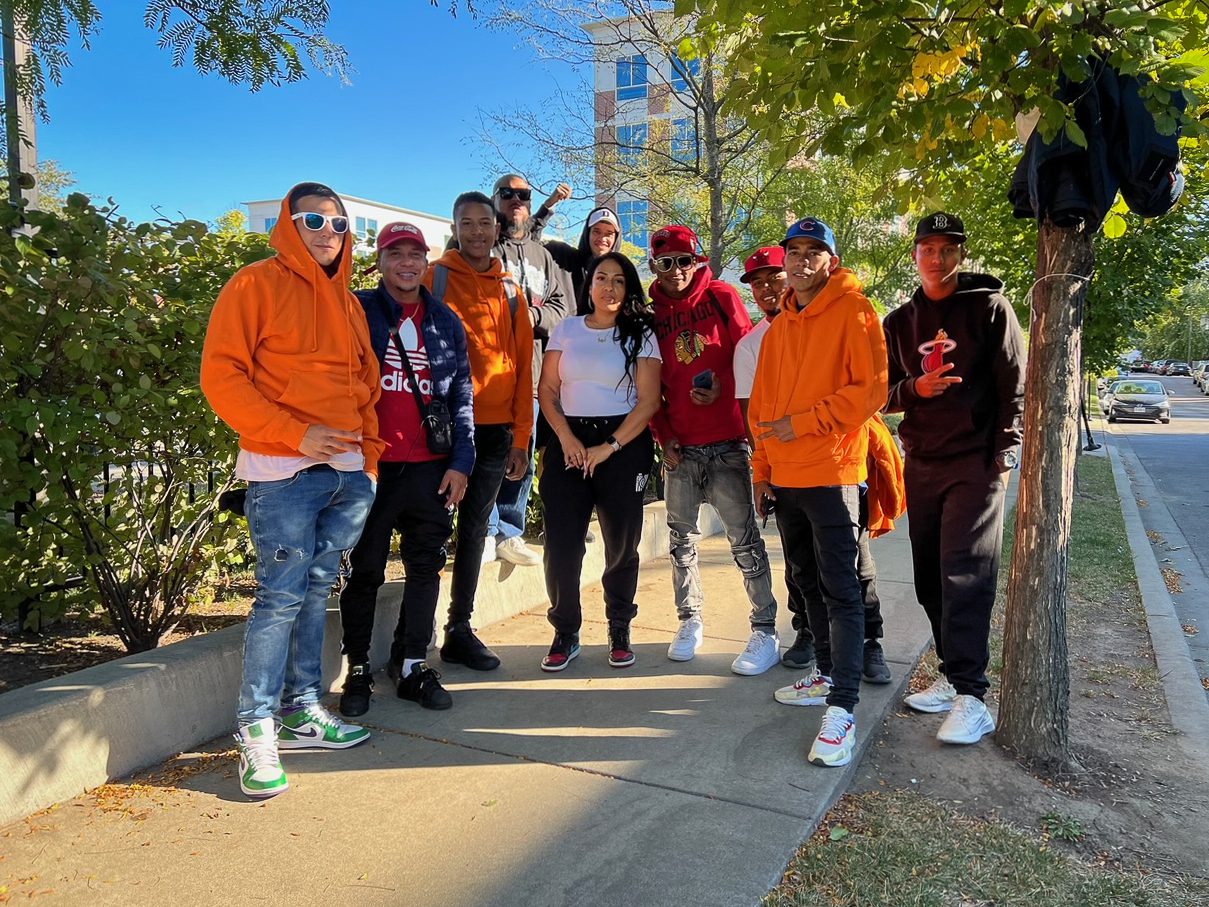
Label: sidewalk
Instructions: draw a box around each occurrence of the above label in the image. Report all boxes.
[0,522,932,906]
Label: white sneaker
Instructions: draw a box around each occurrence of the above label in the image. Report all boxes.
[497,536,541,567]
[667,615,704,661]
[235,717,288,798]
[808,706,856,767]
[903,676,957,713]
[774,668,833,706]
[937,694,996,744]
[731,629,781,675]
[481,536,498,565]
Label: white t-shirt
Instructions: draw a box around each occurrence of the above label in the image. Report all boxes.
[547,316,661,416]
[733,316,771,400]
[236,449,364,482]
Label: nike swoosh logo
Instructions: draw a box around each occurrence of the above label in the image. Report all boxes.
[284,726,320,738]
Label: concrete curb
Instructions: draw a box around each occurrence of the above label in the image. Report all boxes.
[0,501,724,827]
[1104,432,1209,762]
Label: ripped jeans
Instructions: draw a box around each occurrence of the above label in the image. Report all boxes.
[664,439,777,630]
[238,465,375,724]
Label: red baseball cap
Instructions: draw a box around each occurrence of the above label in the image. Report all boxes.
[739,246,786,283]
[377,221,430,253]
[649,225,707,261]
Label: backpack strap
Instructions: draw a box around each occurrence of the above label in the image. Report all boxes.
[431,264,449,302]
[705,288,729,328]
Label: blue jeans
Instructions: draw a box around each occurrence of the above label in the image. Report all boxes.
[489,398,539,541]
[238,465,376,724]
[664,439,777,629]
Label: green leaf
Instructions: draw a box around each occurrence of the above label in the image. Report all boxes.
[1064,120,1088,148]
[829,825,851,841]
[1102,211,1127,239]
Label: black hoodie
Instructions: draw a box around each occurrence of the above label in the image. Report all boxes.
[535,206,623,316]
[883,272,1026,462]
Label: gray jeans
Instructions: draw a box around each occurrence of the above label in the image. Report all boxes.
[664,439,777,629]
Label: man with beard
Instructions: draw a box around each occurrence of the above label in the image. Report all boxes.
[488,174,574,567]
[647,224,780,677]
[336,222,476,717]
[883,212,1025,746]
[749,217,888,768]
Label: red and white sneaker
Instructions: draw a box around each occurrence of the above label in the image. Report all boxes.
[808,706,856,767]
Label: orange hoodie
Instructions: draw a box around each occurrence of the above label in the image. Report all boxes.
[425,249,534,448]
[749,268,888,488]
[865,413,906,538]
[200,189,385,475]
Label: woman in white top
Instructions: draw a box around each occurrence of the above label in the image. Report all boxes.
[536,252,662,671]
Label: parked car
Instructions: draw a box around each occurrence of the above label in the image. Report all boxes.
[1106,379,1171,424]
[1133,360,1151,373]
[1099,379,1127,414]
[1169,361,1191,377]
[1190,361,1209,389]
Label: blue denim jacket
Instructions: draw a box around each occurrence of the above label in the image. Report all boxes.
[357,282,476,476]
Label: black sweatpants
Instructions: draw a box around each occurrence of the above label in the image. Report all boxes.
[339,458,454,664]
[789,486,884,674]
[904,452,1007,700]
[775,485,864,713]
[541,416,654,635]
[447,423,512,627]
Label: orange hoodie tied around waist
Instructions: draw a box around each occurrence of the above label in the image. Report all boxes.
[200,188,385,475]
[425,249,534,449]
[749,268,889,488]
[865,413,906,538]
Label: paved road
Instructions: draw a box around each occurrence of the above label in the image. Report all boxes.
[1098,372,1209,684]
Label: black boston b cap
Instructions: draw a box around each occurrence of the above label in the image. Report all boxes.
[914,211,966,244]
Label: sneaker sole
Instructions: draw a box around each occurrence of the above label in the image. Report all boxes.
[440,650,502,671]
[774,693,829,706]
[863,672,893,684]
[278,732,371,750]
[541,647,581,673]
[903,697,954,714]
[808,747,853,767]
[400,695,453,711]
[241,779,289,798]
[608,654,636,668]
[731,655,780,676]
[781,653,816,669]
[497,551,542,567]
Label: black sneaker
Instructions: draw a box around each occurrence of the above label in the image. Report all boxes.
[608,624,635,668]
[540,633,581,672]
[781,627,817,670]
[339,663,374,718]
[440,622,501,671]
[862,639,892,684]
[397,662,453,710]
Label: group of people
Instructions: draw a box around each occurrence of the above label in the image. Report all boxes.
[200,177,1024,799]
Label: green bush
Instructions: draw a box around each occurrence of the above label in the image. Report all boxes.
[0,197,272,651]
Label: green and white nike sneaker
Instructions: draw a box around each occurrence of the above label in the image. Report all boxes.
[278,703,371,749]
[236,717,288,798]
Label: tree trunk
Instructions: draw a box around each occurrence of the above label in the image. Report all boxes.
[998,220,1094,773]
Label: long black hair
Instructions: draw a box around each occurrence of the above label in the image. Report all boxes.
[584,251,655,390]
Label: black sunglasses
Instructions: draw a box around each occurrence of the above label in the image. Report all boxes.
[652,254,696,273]
[496,187,532,202]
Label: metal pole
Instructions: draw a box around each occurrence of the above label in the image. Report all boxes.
[2,2,23,208]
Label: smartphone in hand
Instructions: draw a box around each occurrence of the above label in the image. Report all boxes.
[692,369,715,390]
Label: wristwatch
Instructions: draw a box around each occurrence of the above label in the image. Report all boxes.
[606,435,622,452]
[996,449,1019,470]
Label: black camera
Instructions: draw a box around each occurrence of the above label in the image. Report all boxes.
[423,398,454,455]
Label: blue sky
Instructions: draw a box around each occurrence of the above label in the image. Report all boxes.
[40,4,588,230]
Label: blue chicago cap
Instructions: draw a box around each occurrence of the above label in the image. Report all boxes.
[780,217,837,255]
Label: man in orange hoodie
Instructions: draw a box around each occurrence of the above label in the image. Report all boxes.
[425,191,534,671]
[201,182,383,799]
[749,217,889,769]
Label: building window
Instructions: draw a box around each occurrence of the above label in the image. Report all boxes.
[670,55,700,93]
[671,118,696,163]
[616,123,648,165]
[616,55,648,101]
[617,199,648,249]
[355,216,367,236]
[367,218,378,235]
[263,216,277,232]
